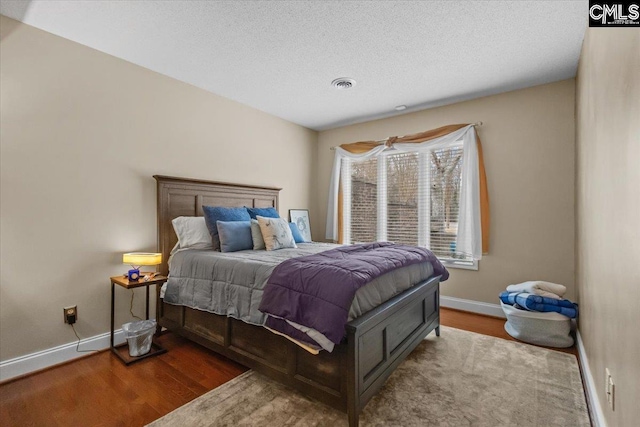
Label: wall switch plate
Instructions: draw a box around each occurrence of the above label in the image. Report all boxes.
[64,306,77,324]
[605,368,615,411]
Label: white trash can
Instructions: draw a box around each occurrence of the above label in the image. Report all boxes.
[122,320,156,357]
[501,302,573,348]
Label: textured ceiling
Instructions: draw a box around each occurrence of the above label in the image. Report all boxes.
[0,1,587,130]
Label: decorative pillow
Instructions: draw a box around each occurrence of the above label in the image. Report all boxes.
[202,206,251,251]
[250,219,266,250]
[246,207,280,220]
[171,216,213,251]
[256,216,297,251]
[217,221,253,253]
[289,222,306,244]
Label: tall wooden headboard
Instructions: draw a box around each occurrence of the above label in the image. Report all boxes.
[154,175,281,275]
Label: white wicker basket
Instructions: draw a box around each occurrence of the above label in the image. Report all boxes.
[501,302,573,348]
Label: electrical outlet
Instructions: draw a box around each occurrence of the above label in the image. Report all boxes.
[64,306,77,324]
[605,368,615,411]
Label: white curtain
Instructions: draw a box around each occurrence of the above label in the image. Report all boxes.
[325,145,386,242]
[326,125,482,260]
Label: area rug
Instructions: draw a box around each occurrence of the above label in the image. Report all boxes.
[148,326,589,426]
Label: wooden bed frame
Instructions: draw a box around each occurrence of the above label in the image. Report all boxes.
[154,175,441,426]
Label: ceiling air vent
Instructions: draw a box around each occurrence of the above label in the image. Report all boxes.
[331,78,356,90]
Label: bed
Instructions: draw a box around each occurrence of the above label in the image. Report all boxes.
[154,175,442,427]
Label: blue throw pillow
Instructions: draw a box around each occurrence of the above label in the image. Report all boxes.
[289,222,306,243]
[202,206,251,251]
[217,221,253,253]
[246,207,280,220]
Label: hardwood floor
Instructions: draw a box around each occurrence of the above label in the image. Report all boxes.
[440,307,577,356]
[0,333,247,427]
[0,308,577,426]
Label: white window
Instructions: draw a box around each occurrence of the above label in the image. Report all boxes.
[341,142,477,269]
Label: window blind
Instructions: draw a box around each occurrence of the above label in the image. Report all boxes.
[343,143,471,262]
[427,146,465,259]
[342,156,377,244]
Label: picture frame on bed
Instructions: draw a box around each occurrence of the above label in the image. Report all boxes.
[289,209,312,242]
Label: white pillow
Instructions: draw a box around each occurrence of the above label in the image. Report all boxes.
[256,216,297,251]
[250,219,266,250]
[171,216,213,251]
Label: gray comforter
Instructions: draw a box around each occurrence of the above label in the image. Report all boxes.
[163,243,434,327]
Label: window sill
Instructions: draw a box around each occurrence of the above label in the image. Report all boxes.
[439,258,478,271]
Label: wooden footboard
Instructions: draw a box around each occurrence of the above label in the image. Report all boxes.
[157,275,440,426]
[345,275,440,426]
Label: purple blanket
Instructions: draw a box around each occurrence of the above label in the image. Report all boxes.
[258,242,449,346]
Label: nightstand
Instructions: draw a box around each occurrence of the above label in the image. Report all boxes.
[110,274,168,365]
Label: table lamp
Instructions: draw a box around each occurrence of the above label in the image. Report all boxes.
[123,252,162,281]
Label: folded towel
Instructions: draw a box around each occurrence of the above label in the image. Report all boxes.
[506,281,566,299]
[499,292,578,319]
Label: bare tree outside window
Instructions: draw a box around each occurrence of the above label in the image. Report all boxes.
[387,153,419,246]
[430,147,463,257]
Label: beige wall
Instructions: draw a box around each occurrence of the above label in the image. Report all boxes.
[0,16,317,361]
[576,28,640,426]
[315,80,576,304]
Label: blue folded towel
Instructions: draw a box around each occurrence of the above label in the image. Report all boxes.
[500,291,578,318]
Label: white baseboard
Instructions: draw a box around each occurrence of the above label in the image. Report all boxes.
[0,329,127,382]
[576,330,607,427]
[440,295,505,318]
[0,298,502,383]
